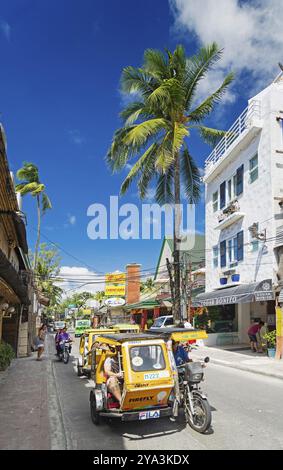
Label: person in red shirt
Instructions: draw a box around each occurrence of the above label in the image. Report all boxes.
[248,321,264,352]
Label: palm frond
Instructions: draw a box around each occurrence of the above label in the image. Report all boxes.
[181,147,201,203]
[143,48,169,80]
[16,162,39,183]
[184,42,222,110]
[121,66,156,98]
[172,122,189,154]
[188,72,234,122]
[155,165,174,205]
[41,192,52,214]
[137,151,157,199]
[15,182,43,196]
[198,126,226,147]
[120,101,147,126]
[120,143,157,195]
[123,118,168,147]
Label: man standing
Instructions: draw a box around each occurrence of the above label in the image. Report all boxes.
[247,321,265,352]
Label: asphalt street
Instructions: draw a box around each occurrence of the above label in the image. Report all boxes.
[47,334,283,450]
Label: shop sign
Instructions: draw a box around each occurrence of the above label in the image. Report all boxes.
[104,297,125,307]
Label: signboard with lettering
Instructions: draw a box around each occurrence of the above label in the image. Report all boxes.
[105,272,126,297]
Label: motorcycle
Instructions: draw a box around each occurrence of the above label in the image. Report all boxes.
[177,356,211,433]
[57,339,72,364]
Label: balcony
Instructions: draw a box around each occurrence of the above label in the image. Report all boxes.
[204,100,262,182]
[215,200,245,230]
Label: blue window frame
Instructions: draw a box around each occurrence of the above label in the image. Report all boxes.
[220,181,226,209]
[236,165,244,196]
[220,240,226,267]
[237,230,244,261]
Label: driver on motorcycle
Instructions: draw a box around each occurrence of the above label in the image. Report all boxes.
[57,327,73,354]
[172,341,190,366]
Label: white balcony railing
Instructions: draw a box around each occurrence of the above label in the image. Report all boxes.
[204,100,261,177]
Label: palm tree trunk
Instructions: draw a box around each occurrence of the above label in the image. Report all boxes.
[33,195,41,271]
[173,152,181,325]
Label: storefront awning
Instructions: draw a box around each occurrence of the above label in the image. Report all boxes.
[192,279,274,307]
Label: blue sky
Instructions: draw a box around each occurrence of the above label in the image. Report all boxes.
[0,0,281,292]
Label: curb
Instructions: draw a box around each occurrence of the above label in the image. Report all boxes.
[197,356,283,381]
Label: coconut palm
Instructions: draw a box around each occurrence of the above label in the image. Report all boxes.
[16,162,52,270]
[107,43,234,323]
[94,291,106,308]
[140,277,155,293]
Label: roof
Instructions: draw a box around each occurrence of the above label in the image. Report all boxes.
[125,299,160,310]
[95,333,163,343]
[154,234,205,280]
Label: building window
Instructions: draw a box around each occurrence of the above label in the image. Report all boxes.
[227,179,232,202]
[213,191,218,212]
[227,236,238,264]
[249,153,258,183]
[220,181,226,209]
[213,246,219,268]
[220,240,226,267]
[250,222,259,252]
[237,230,244,261]
[235,164,244,196]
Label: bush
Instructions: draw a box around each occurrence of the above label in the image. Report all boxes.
[0,341,15,371]
[262,330,276,349]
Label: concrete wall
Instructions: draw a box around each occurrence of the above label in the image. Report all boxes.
[205,80,283,292]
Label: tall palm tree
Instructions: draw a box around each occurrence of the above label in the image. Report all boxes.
[94,291,106,308]
[16,162,52,270]
[107,43,234,323]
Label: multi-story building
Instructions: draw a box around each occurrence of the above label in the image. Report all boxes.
[0,124,33,356]
[193,72,283,345]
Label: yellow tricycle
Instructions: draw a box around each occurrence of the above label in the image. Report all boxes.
[89,328,212,433]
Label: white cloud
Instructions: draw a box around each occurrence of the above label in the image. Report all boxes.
[57,266,105,297]
[170,0,283,99]
[0,19,11,41]
[68,129,85,145]
[68,214,76,225]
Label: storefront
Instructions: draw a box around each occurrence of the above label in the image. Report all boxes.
[193,279,275,346]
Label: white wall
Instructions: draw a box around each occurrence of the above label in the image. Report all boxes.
[205,79,283,292]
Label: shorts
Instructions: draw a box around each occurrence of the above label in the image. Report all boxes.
[248,334,257,342]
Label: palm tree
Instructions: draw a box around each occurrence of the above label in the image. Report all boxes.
[140,277,155,293]
[16,162,52,270]
[107,43,234,324]
[94,291,106,308]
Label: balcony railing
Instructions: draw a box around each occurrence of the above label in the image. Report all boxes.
[204,100,261,177]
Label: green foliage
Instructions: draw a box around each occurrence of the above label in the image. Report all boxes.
[0,341,15,371]
[107,43,234,205]
[140,278,155,293]
[35,243,63,311]
[262,330,276,348]
[15,162,52,214]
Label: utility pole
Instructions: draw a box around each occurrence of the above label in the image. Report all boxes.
[166,258,175,320]
[180,252,188,324]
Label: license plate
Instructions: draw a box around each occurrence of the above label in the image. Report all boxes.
[139,410,160,420]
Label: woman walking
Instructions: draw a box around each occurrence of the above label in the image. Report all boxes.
[35,324,47,360]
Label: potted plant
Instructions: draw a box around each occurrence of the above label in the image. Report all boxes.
[262,330,276,357]
[0,341,15,371]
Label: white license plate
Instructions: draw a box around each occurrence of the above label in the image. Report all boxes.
[139,410,160,420]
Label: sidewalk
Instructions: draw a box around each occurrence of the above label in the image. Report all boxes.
[191,345,283,380]
[0,352,51,450]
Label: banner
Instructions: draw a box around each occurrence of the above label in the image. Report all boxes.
[276,307,283,336]
[105,273,126,283]
[105,285,125,296]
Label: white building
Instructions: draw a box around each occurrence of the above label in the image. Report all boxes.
[193,73,283,346]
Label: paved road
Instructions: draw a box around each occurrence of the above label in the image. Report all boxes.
[47,335,283,450]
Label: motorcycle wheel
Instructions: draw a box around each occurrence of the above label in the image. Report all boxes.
[90,392,100,425]
[184,391,211,433]
[77,360,83,376]
[63,349,69,364]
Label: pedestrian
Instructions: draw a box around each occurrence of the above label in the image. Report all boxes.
[35,324,47,361]
[247,320,265,352]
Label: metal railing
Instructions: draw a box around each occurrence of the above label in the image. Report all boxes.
[205,100,261,175]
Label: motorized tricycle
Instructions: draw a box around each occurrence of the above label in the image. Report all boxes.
[89,328,211,433]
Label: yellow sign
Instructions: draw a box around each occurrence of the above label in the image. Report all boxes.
[105,285,126,296]
[105,273,126,284]
[82,309,92,315]
[276,307,283,336]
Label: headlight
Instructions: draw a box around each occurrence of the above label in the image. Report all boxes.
[192,373,203,381]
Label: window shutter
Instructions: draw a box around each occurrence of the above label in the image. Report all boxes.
[220,240,226,267]
[236,165,244,196]
[237,230,244,261]
[220,181,226,209]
